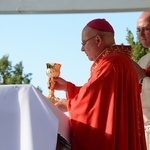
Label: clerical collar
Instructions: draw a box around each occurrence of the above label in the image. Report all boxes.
[94,44,116,62]
[90,45,131,73]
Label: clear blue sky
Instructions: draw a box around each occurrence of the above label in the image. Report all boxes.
[0,11,142,98]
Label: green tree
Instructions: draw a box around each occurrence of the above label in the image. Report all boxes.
[36,86,43,93]
[0,55,32,84]
[126,29,150,62]
[0,55,43,93]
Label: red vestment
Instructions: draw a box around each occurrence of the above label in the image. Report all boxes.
[66,45,146,150]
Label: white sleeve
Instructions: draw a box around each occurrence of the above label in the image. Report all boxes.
[138,54,150,124]
[142,77,150,90]
[141,77,150,124]
[138,53,150,69]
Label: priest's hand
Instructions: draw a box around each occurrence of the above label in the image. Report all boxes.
[47,77,68,92]
[55,98,68,112]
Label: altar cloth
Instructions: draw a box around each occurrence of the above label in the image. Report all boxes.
[0,84,70,150]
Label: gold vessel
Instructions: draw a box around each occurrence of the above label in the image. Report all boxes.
[46,63,61,104]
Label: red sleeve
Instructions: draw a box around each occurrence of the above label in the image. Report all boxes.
[66,82,81,99]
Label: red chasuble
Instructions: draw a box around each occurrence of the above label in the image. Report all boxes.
[66,45,146,150]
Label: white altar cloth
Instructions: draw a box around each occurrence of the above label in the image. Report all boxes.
[0,84,70,150]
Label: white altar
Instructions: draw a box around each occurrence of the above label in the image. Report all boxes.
[0,84,71,150]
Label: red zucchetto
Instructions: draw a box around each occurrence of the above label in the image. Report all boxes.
[87,18,114,33]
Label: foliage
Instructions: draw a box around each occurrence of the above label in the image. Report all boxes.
[0,55,43,93]
[36,86,43,93]
[126,29,150,62]
[0,55,32,84]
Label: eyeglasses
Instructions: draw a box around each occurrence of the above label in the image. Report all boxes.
[81,35,97,46]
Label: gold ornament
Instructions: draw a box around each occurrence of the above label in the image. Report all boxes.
[46,63,61,104]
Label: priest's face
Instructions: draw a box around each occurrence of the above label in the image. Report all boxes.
[137,12,150,48]
[81,27,102,61]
